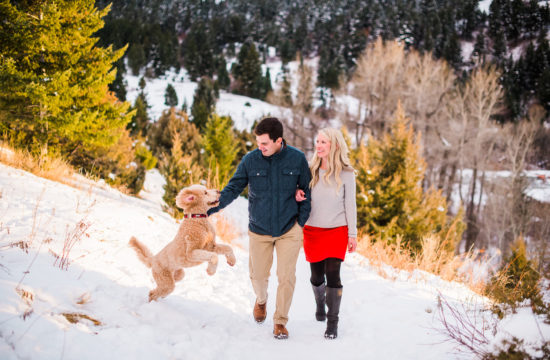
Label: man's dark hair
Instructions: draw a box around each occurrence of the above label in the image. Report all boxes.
[254,117,283,141]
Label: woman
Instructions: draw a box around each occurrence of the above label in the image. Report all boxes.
[296,128,357,340]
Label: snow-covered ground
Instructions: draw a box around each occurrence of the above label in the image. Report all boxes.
[125,60,291,132]
[1,163,549,359]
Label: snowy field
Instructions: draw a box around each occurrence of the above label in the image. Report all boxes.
[1,163,549,359]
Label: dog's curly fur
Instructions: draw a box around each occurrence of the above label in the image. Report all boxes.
[129,184,236,301]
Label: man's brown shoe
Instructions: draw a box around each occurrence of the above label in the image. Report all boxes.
[273,324,289,339]
[253,300,266,323]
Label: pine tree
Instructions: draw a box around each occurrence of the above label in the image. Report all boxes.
[127,43,146,76]
[216,56,230,90]
[202,114,238,188]
[317,45,341,90]
[110,59,127,101]
[182,20,215,81]
[354,103,457,252]
[191,77,218,131]
[472,31,487,63]
[279,66,293,107]
[164,83,178,107]
[0,0,132,159]
[492,30,508,63]
[261,67,273,100]
[147,108,201,161]
[487,237,542,309]
[232,40,263,98]
[160,131,204,218]
[128,93,150,138]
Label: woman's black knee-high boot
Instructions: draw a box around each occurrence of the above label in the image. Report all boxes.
[325,287,342,339]
[312,283,326,321]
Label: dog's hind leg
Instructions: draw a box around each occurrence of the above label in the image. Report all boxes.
[174,268,185,282]
[213,244,236,266]
[189,249,218,275]
[148,265,176,302]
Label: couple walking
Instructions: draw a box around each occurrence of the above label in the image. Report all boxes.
[208,117,357,340]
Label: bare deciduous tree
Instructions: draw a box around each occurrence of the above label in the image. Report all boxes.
[344,38,456,191]
[482,106,543,256]
[444,65,505,251]
[268,57,327,155]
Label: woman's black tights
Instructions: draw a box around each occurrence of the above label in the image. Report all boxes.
[310,258,342,288]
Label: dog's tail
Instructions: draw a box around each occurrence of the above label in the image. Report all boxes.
[129,236,153,268]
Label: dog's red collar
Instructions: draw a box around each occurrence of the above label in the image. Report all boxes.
[183,214,208,218]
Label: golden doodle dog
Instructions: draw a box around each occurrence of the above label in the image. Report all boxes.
[129,184,236,301]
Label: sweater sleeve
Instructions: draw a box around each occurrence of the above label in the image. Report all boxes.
[297,155,312,227]
[207,156,248,216]
[344,170,357,238]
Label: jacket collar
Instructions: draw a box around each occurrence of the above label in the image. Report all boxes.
[264,139,287,160]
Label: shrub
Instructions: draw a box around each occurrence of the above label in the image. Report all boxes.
[486,237,543,312]
[353,103,463,253]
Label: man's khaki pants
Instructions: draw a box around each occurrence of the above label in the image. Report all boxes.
[248,222,303,326]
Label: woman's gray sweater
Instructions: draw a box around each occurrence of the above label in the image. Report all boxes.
[305,168,357,238]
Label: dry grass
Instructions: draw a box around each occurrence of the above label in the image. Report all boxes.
[61,312,102,326]
[357,234,486,294]
[0,142,74,185]
[212,214,241,247]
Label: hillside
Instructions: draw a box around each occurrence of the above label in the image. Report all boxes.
[1,163,548,359]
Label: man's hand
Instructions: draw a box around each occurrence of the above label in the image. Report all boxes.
[295,189,306,202]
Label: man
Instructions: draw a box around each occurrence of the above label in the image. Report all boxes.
[208,117,311,339]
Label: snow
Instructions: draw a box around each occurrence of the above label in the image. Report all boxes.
[461,41,474,62]
[478,0,492,14]
[1,163,549,359]
[125,67,288,132]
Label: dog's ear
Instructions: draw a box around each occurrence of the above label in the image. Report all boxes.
[175,189,196,209]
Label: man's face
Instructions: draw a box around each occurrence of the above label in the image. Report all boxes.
[256,133,282,157]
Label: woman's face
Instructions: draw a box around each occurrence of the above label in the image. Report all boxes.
[316,132,331,160]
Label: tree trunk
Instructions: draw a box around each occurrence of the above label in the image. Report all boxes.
[464,166,479,251]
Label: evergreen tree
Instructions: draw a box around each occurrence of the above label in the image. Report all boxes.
[181,97,188,113]
[232,40,263,98]
[128,93,150,138]
[280,39,295,65]
[216,56,230,90]
[160,131,204,218]
[317,45,341,90]
[487,237,542,309]
[0,0,132,159]
[139,77,146,91]
[202,114,238,188]
[191,77,219,131]
[127,43,146,76]
[164,83,178,107]
[182,20,215,80]
[492,30,508,63]
[537,68,550,111]
[441,31,462,69]
[354,103,457,252]
[110,59,127,101]
[472,31,487,63]
[279,66,293,107]
[147,108,201,161]
[260,67,273,100]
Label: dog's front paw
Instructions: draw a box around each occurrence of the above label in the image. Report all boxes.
[226,253,236,266]
[148,290,159,302]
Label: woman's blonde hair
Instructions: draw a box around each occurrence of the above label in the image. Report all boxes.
[309,128,354,191]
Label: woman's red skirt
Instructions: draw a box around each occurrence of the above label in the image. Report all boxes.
[303,225,348,263]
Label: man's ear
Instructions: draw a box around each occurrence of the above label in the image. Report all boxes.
[276,137,283,145]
